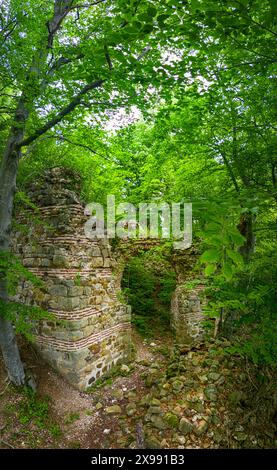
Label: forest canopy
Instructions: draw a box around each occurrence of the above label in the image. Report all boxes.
[0,0,276,382]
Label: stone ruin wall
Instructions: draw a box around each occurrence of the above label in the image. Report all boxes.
[170,251,206,345]
[171,284,206,344]
[12,168,131,391]
[12,168,205,390]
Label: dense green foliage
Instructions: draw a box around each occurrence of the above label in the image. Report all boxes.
[1,1,276,367]
[0,250,53,339]
[122,248,176,335]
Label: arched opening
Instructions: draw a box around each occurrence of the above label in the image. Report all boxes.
[121,248,177,339]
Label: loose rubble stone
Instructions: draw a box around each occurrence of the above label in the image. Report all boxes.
[179,418,194,434]
[145,436,161,449]
[148,406,163,415]
[172,380,183,392]
[194,419,208,436]
[150,415,167,430]
[105,405,122,414]
[164,412,179,429]
[204,386,218,402]
[208,372,221,381]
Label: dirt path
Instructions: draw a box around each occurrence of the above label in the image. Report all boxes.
[0,330,171,449]
[0,331,276,449]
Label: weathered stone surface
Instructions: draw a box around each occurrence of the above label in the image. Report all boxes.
[171,282,205,344]
[105,405,122,414]
[53,254,69,268]
[204,386,218,402]
[150,415,167,430]
[145,436,161,449]
[194,419,208,436]
[179,418,194,434]
[148,405,162,415]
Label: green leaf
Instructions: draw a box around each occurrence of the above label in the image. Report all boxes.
[190,0,201,12]
[200,249,221,263]
[226,249,244,266]
[147,6,157,18]
[269,0,277,14]
[142,24,154,34]
[228,230,246,246]
[205,264,216,276]
[157,14,169,26]
[222,262,233,280]
[205,235,224,247]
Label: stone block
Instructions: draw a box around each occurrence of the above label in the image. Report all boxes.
[67,286,84,297]
[53,254,69,267]
[48,285,68,297]
[90,257,104,267]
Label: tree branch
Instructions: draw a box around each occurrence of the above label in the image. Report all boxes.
[47,0,75,49]
[0,439,14,449]
[104,44,113,70]
[49,53,84,72]
[80,100,117,107]
[220,59,277,70]
[18,79,104,148]
[68,0,107,10]
[232,0,277,37]
[22,133,114,162]
[220,151,240,193]
[55,135,114,161]
[0,20,17,47]
[272,163,276,190]
[0,106,15,112]
[231,36,275,61]
[137,45,151,61]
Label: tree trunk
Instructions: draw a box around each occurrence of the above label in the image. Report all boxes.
[0,317,25,386]
[0,98,28,385]
[238,211,256,261]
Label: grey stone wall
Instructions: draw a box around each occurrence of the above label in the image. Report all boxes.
[170,249,206,344]
[12,168,131,390]
[170,284,205,345]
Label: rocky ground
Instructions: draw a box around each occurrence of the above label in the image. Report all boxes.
[0,329,276,449]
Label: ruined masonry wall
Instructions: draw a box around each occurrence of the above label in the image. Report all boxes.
[12,168,131,390]
[12,168,205,389]
[170,249,206,344]
[171,285,205,344]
